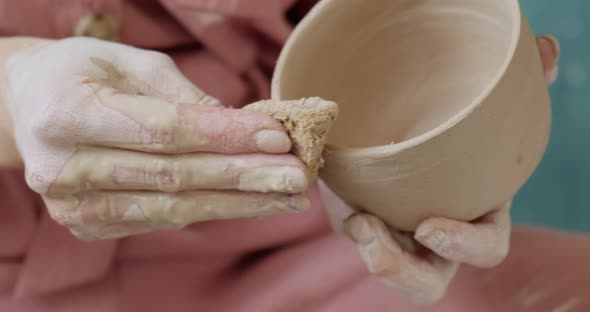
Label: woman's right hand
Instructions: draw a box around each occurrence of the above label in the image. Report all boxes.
[1,37,310,240]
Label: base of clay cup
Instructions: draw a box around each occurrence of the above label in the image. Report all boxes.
[273,0,551,231]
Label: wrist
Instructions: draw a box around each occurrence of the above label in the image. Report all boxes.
[0,37,51,169]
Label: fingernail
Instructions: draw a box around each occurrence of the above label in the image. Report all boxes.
[283,167,309,193]
[546,65,559,85]
[539,34,560,60]
[345,217,376,246]
[538,35,560,85]
[286,194,310,211]
[415,224,452,252]
[255,130,292,153]
[239,167,308,193]
[538,35,561,85]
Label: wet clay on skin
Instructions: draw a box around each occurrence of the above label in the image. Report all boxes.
[7,37,313,240]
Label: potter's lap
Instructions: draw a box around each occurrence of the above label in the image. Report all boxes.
[0,168,588,311]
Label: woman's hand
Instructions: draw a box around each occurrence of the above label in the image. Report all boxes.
[1,37,310,240]
[320,34,561,304]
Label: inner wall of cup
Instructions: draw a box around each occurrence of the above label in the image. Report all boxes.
[277,0,516,148]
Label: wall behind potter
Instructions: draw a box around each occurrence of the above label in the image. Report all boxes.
[514,0,590,233]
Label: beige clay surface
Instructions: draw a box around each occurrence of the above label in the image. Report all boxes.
[271,0,551,231]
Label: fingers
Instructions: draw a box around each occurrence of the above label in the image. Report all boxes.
[90,50,292,154]
[49,146,308,195]
[344,213,459,304]
[536,35,560,85]
[85,49,291,154]
[32,48,291,155]
[415,203,511,268]
[45,191,310,240]
[119,49,222,107]
[85,87,292,154]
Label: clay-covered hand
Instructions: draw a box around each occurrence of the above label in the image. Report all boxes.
[2,37,310,240]
[320,34,560,304]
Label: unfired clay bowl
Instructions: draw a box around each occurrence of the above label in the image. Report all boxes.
[272,0,551,231]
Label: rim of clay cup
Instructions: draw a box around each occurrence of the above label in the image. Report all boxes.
[272,0,521,158]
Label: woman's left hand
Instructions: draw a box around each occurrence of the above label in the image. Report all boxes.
[319,34,560,304]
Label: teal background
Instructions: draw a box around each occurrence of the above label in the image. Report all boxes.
[513,1,590,233]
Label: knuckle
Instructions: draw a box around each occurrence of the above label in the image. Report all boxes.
[29,106,73,144]
[29,115,55,142]
[152,159,181,192]
[217,118,246,153]
[140,125,175,146]
[219,128,233,153]
[25,170,52,195]
[147,51,175,67]
[46,205,80,228]
[229,166,241,188]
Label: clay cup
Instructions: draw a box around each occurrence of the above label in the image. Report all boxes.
[272,0,551,231]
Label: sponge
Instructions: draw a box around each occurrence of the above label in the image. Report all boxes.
[244,97,338,179]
